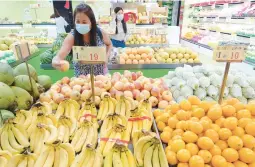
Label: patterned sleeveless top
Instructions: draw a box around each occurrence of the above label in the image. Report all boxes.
[71,29,107,77]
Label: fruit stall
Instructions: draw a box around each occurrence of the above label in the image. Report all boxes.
[0,0,255,167]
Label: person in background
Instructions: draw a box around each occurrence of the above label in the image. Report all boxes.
[52,3,112,76]
[111,7,127,48]
[50,8,70,34]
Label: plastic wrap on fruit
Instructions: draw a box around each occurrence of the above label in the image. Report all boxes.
[187,77,200,90]
[195,88,206,100]
[230,84,242,98]
[199,76,210,88]
[180,85,193,98]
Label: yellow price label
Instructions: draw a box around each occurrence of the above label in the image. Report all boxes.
[72,46,106,64]
[213,46,245,62]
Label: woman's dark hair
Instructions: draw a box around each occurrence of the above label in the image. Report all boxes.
[114,7,127,34]
[73,3,97,46]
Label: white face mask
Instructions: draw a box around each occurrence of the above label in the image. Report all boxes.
[117,14,124,21]
[75,23,91,34]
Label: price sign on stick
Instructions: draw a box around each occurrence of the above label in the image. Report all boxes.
[213,45,245,62]
[72,46,106,63]
[15,43,31,60]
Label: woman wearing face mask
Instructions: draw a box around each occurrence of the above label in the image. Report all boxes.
[111,7,127,48]
[52,3,112,76]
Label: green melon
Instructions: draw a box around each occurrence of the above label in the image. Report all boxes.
[38,75,52,90]
[0,62,15,85]
[0,82,15,110]
[14,63,38,81]
[40,49,54,64]
[11,86,33,110]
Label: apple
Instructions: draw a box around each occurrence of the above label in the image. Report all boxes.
[81,89,92,101]
[73,85,82,92]
[103,80,112,90]
[95,81,104,88]
[151,86,160,97]
[149,96,158,107]
[134,81,142,90]
[61,77,70,84]
[141,90,150,100]
[158,100,169,109]
[124,91,133,98]
[114,81,124,91]
[132,89,140,100]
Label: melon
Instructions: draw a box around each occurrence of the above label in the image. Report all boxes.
[14,63,38,81]
[0,82,15,110]
[11,86,33,110]
[13,75,39,99]
[4,38,15,46]
[0,44,9,51]
[38,75,52,90]
[0,38,5,44]
[0,62,14,85]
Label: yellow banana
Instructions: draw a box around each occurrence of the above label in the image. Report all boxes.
[120,100,126,116]
[0,156,8,167]
[57,125,65,142]
[43,146,55,167]
[124,99,131,117]
[132,121,139,137]
[7,154,24,167]
[8,128,24,152]
[60,143,75,166]
[92,151,103,167]
[70,127,83,148]
[143,145,154,167]
[85,150,95,167]
[70,147,89,167]
[53,147,60,167]
[45,125,58,144]
[82,126,94,150]
[22,111,32,129]
[126,121,133,135]
[108,98,114,114]
[103,130,121,157]
[63,124,70,143]
[125,149,136,167]
[55,102,65,119]
[17,157,28,167]
[1,130,19,154]
[91,125,98,148]
[97,100,105,120]
[121,150,129,167]
[158,144,168,167]
[13,124,29,140]
[101,98,109,120]
[27,155,36,167]
[58,147,68,167]
[141,141,154,160]
[34,128,44,155]
[115,99,121,115]
[100,115,111,135]
[152,145,160,167]
[103,149,113,167]
[74,126,88,152]
[0,150,12,160]
[43,127,50,142]
[112,150,123,167]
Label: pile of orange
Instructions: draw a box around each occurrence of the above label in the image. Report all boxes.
[154,96,255,167]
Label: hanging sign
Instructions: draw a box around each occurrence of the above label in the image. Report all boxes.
[72,46,106,63]
[213,45,246,62]
[15,43,31,60]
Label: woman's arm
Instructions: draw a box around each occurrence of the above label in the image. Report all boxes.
[101,29,113,60]
[52,34,74,70]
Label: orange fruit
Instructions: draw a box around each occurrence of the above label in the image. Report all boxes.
[198,150,212,163]
[182,131,198,143]
[227,136,243,150]
[237,109,252,119]
[172,135,182,141]
[199,101,211,112]
[168,117,179,129]
[160,131,171,143]
[226,162,235,167]
[233,102,246,111]
[205,129,219,143]
[226,98,239,105]
[239,148,255,164]
[200,120,211,132]
[157,121,166,131]
[211,124,220,132]
[153,109,163,118]
[218,128,232,140]
[180,99,192,111]
[176,121,189,131]
[170,139,186,153]
[238,118,252,128]
[156,113,169,123]
[209,145,222,156]
[249,162,255,167]
[207,106,222,121]
[197,137,214,150]
[200,116,213,123]
[222,105,236,117]
[232,127,245,137]
[189,155,205,167]
[215,140,228,151]
[223,117,238,130]
[177,149,191,163]
[190,117,199,122]
[176,110,191,121]
[166,150,178,165]
[165,145,172,153]
[163,126,173,133]
[246,102,255,116]
[205,165,211,167]
[233,161,249,167]
[172,129,184,137]
[222,148,239,162]
[215,117,226,128]
[177,163,189,167]
[189,121,203,135]
[211,155,227,167]
[192,108,205,119]
[242,134,255,149]
[186,143,199,156]
[188,96,201,105]
[245,122,255,136]
[170,103,180,114]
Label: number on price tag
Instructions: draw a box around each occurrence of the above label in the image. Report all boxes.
[15,43,30,60]
[213,46,246,62]
[72,46,106,64]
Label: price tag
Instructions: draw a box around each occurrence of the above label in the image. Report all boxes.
[22,23,32,28]
[156,28,167,35]
[250,37,255,45]
[15,43,30,60]
[213,46,246,62]
[72,46,106,63]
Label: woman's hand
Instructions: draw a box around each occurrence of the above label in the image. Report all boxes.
[52,56,70,72]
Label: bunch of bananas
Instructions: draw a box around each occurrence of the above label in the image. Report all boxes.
[30,102,52,115]
[34,141,75,167]
[14,110,33,130]
[104,143,136,167]
[134,135,168,167]
[78,100,97,123]
[71,120,98,153]
[97,95,117,121]
[131,129,157,148]
[99,124,129,156]
[71,144,103,167]
[0,120,29,154]
[55,99,80,119]
[30,123,58,154]
[100,113,127,136]
[0,150,12,166]
[56,115,77,143]
[115,96,134,118]
[127,107,153,136]
[7,150,37,167]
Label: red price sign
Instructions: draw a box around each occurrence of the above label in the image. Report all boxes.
[72,46,106,64]
[213,45,245,62]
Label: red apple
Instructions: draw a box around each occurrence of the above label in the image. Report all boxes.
[149,96,158,107]
[162,90,173,101]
